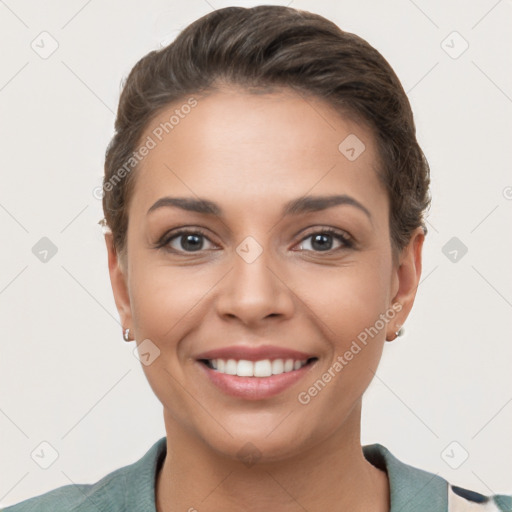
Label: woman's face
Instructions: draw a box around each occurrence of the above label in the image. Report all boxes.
[107,87,423,462]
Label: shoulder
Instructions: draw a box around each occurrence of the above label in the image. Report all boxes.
[1,437,167,512]
[0,468,127,512]
[363,443,512,512]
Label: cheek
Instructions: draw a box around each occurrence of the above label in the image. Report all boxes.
[300,256,391,342]
[128,262,218,348]
[127,263,214,427]
[294,263,390,429]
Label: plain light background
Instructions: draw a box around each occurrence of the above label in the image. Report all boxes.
[1,0,511,507]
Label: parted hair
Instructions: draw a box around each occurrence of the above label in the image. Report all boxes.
[102,5,430,262]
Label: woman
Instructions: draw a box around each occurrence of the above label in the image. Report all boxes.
[3,5,510,512]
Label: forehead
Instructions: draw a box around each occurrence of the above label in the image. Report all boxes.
[130,88,388,224]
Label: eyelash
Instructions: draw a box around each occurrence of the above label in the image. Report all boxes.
[155,226,354,255]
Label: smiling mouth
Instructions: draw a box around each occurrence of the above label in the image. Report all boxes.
[198,357,318,378]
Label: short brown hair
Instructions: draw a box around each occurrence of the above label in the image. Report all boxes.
[102,5,430,263]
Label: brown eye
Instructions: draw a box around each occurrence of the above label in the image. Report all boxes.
[158,228,217,253]
[295,228,353,253]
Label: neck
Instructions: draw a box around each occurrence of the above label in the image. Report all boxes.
[155,401,390,512]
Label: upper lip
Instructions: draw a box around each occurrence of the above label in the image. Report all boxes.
[195,345,316,362]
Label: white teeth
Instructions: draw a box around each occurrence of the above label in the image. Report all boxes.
[254,360,272,377]
[237,360,254,377]
[271,359,284,375]
[225,359,237,375]
[206,358,310,377]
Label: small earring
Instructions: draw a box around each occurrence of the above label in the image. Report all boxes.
[123,328,131,342]
[387,325,404,341]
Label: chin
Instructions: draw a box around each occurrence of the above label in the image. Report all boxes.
[196,419,318,465]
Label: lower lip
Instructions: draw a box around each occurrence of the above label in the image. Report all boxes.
[196,361,316,400]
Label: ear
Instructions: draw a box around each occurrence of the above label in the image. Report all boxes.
[387,226,425,341]
[105,232,133,333]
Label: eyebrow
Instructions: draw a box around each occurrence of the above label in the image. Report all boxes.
[147,194,372,223]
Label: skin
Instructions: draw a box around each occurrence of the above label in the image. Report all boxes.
[105,87,424,512]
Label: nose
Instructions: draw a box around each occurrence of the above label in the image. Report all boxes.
[215,240,295,327]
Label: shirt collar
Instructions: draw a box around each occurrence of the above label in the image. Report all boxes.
[122,436,166,510]
[363,442,447,512]
[131,437,448,512]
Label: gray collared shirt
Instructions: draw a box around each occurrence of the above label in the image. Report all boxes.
[2,437,511,511]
